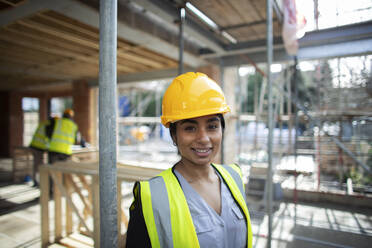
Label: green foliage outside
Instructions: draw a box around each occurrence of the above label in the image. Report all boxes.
[240,72,263,113]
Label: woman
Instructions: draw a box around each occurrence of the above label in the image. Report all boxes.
[126,72,252,248]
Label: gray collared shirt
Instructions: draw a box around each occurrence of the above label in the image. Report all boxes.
[174,169,247,248]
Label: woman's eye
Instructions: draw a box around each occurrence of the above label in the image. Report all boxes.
[208,124,218,130]
[184,126,196,131]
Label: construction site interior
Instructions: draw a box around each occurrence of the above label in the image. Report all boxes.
[0,0,371,247]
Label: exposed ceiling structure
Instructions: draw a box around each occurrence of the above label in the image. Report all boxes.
[0,0,371,91]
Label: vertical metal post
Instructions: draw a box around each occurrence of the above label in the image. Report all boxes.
[266,0,273,247]
[220,59,225,164]
[237,65,242,156]
[254,73,259,150]
[293,57,299,221]
[316,127,321,191]
[178,7,185,75]
[99,1,118,247]
[337,58,344,188]
[314,0,319,30]
[287,65,292,155]
[155,88,160,139]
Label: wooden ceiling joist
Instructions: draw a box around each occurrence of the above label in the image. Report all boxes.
[17,19,99,50]
[0,31,96,65]
[0,1,186,90]
[36,11,100,39]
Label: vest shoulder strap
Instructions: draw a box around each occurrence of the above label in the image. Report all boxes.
[213,163,253,248]
[140,168,199,248]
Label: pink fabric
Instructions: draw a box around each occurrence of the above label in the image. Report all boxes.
[282,0,307,55]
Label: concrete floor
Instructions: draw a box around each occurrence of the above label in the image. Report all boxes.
[0,184,44,247]
[0,157,371,248]
[0,183,371,248]
[249,201,372,248]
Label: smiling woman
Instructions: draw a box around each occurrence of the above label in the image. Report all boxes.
[126,72,253,248]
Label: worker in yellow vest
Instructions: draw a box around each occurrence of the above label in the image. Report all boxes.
[48,108,85,164]
[29,117,55,187]
[126,72,252,248]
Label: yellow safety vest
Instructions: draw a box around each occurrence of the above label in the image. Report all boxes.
[139,163,253,248]
[49,118,77,155]
[30,120,50,150]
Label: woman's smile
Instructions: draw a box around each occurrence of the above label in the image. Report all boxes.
[191,147,212,157]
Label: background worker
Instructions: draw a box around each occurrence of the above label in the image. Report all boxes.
[48,108,85,164]
[29,117,53,187]
[126,72,252,248]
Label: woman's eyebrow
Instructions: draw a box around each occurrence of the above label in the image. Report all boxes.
[179,119,198,125]
[207,117,220,123]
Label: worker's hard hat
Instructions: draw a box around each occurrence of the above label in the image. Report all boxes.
[161,72,230,127]
[63,108,74,118]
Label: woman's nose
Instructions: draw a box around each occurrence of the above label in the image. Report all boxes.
[196,128,210,143]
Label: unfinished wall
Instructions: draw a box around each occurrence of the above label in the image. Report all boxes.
[38,96,48,122]
[89,87,98,146]
[72,81,95,144]
[0,92,10,157]
[9,92,23,157]
[222,67,237,165]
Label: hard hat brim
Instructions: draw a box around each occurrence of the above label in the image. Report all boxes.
[161,106,230,128]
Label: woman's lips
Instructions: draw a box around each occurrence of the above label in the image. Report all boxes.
[192,148,212,157]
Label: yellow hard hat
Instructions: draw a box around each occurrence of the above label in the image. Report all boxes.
[161,72,230,127]
[63,108,74,118]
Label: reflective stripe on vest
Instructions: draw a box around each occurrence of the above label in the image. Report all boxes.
[30,120,50,150]
[214,164,252,248]
[140,169,199,248]
[140,164,252,248]
[49,118,77,155]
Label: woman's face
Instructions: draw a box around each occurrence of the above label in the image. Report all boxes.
[174,114,222,167]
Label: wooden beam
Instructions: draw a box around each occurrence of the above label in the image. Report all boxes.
[4,24,98,55]
[36,11,100,40]
[65,174,73,235]
[0,29,98,64]
[40,167,50,248]
[91,175,100,248]
[50,171,93,237]
[48,0,205,67]
[117,48,164,69]
[17,19,99,49]
[77,175,93,203]
[66,174,93,215]
[54,172,63,241]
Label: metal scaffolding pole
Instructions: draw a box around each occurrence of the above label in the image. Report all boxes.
[266,0,274,247]
[178,7,185,75]
[293,57,299,222]
[99,0,118,247]
[220,59,225,164]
